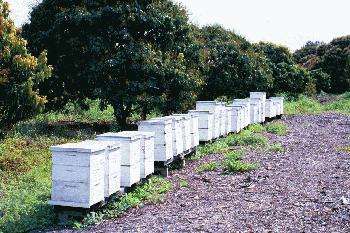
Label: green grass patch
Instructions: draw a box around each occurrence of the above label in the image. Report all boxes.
[222,150,260,173]
[223,130,268,146]
[265,122,288,135]
[197,161,218,172]
[268,143,285,153]
[339,146,350,153]
[80,177,172,227]
[247,124,265,133]
[179,181,190,188]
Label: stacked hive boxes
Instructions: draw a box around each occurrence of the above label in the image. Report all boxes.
[158,116,184,157]
[196,101,221,139]
[49,140,120,208]
[250,92,266,122]
[172,114,192,152]
[96,132,141,187]
[271,97,284,116]
[225,106,233,134]
[265,99,277,118]
[138,119,173,162]
[188,114,200,149]
[232,99,250,128]
[188,110,214,142]
[218,102,227,136]
[249,99,260,124]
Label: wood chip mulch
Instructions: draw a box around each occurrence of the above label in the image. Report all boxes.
[56,113,350,233]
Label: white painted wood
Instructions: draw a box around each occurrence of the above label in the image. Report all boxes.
[233,99,250,127]
[250,92,266,122]
[120,163,141,187]
[226,106,240,133]
[157,116,184,156]
[50,140,119,207]
[250,98,263,123]
[227,104,244,131]
[138,119,173,162]
[271,97,284,115]
[265,99,277,118]
[250,103,259,124]
[196,101,220,139]
[189,114,199,148]
[225,106,233,134]
[172,114,192,151]
[188,110,214,142]
[115,131,155,179]
[96,132,141,166]
[217,102,227,136]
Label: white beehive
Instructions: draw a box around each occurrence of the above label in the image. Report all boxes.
[271,97,284,115]
[196,101,220,139]
[228,104,245,130]
[188,110,214,142]
[232,99,250,128]
[250,98,263,123]
[96,132,141,187]
[218,102,227,136]
[188,114,199,148]
[172,114,192,151]
[265,99,277,118]
[225,106,233,134]
[117,131,155,179]
[138,119,173,162]
[250,103,259,124]
[274,101,282,115]
[49,140,119,208]
[250,92,266,122]
[226,106,240,133]
[155,116,184,157]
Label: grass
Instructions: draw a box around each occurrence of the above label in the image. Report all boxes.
[284,93,350,115]
[179,181,190,188]
[248,124,265,133]
[79,176,173,227]
[197,161,218,172]
[268,143,285,153]
[222,150,260,173]
[265,122,288,135]
[339,146,350,153]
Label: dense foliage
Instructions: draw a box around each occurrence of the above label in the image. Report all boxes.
[255,42,310,95]
[198,25,273,99]
[0,1,51,129]
[22,0,203,127]
[294,37,350,93]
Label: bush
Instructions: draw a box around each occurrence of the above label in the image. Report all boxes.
[0,1,52,129]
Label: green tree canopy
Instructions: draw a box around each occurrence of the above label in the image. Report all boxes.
[0,0,52,128]
[23,0,204,127]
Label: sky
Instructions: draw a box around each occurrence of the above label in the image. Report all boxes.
[7,0,350,50]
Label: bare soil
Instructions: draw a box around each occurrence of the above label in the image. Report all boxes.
[54,113,350,233]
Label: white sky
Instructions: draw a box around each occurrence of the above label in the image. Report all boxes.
[7,0,350,50]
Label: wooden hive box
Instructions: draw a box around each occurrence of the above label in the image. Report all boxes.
[138,119,173,162]
[218,102,228,136]
[188,110,214,142]
[49,140,120,208]
[228,104,245,131]
[232,100,250,128]
[172,114,192,151]
[96,132,142,187]
[196,101,220,139]
[265,99,277,118]
[188,114,199,148]
[156,116,184,157]
[226,106,240,133]
[271,97,284,115]
[250,103,259,124]
[250,92,266,121]
[116,131,155,179]
[250,98,263,123]
[225,106,233,134]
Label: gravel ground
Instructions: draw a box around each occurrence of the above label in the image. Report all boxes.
[55,113,350,233]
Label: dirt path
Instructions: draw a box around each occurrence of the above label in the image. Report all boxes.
[60,113,350,233]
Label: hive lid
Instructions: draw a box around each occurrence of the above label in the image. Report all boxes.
[50,140,120,153]
[172,114,191,120]
[188,110,214,114]
[233,99,250,104]
[121,131,155,139]
[137,118,172,125]
[96,132,142,141]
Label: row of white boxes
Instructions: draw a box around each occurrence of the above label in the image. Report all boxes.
[49,92,283,209]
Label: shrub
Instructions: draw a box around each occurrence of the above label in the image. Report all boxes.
[222,150,259,173]
[0,1,52,129]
